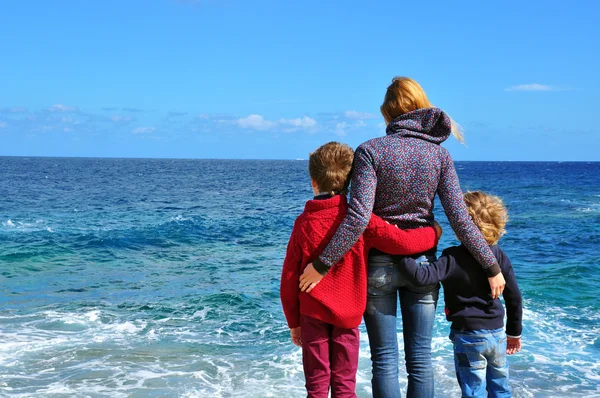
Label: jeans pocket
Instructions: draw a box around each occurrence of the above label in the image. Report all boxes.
[463,341,487,348]
[455,340,487,370]
[367,265,393,293]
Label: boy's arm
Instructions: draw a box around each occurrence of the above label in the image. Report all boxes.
[363,214,439,255]
[499,249,523,339]
[398,252,453,286]
[280,221,304,330]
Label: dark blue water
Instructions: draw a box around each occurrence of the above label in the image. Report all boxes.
[0,158,599,397]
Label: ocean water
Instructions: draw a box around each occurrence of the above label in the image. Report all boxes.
[0,157,599,398]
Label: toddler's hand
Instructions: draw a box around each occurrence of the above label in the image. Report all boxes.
[299,264,324,293]
[290,327,302,346]
[506,337,521,355]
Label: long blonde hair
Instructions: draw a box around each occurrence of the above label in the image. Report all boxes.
[380,76,464,143]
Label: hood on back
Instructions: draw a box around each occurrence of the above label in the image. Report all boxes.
[385,107,452,144]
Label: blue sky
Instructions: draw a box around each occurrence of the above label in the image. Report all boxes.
[1,0,598,160]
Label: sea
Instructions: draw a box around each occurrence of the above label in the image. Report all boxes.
[0,157,599,397]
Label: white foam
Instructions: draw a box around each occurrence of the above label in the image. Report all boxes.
[192,308,208,320]
[531,353,552,364]
[1,218,54,233]
[575,207,598,213]
[171,214,191,222]
[87,310,100,322]
[1,299,599,397]
[113,321,144,334]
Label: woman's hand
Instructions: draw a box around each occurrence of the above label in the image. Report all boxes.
[433,221,443,243]
[299,263,324,293]
[488,272,506,299]
[506,337,521,355]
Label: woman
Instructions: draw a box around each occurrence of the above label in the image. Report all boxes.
[300,77,506,397]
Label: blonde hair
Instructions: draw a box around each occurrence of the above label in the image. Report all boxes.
[308,142,354,195]
[464,191,508,245]
[380,76,465,143]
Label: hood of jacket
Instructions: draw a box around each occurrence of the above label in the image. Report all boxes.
[385,107,452,144]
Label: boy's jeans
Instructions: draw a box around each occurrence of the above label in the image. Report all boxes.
[301,315,360,398]
[449,328,511,398]
[363,253,439,398]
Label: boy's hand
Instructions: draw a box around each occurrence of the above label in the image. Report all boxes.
[433,221,443,243]
[290,327,302,346]
[299,263,323,293]
[506,337,521,355]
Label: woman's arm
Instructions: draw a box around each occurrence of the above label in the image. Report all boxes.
[312,145,378,274]
[437,150,506,295]
[299,145,377,293]
[363,214,439,255]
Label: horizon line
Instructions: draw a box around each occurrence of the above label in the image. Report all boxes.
[0,155,599,163]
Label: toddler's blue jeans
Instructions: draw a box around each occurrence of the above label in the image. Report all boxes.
[449,328,511,398]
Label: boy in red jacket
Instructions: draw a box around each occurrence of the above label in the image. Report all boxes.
[280,142,441,398]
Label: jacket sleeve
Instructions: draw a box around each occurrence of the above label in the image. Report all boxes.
[498,248,523,338]
[437,150,501,277]
[280,219,304,329]
[363,214,438,255]
[398,252,453,286]
[312,145,377,275]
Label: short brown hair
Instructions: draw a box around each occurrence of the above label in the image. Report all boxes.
[308,142,354,194]
[464,191,508,245]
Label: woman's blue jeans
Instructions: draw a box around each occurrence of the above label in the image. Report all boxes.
[363,253,439,398]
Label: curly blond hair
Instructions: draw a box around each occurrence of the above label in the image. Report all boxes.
[463,191,508,245]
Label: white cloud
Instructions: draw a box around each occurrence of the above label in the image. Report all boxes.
[237,114,275,130]
[236,114,317,132]
[344,110,377,120]
[504,84,556,92]
[132,127,156,134]
[0,121,7,129]
[334,120,368,136]
[49,104,78,112]
[280,116,317,129]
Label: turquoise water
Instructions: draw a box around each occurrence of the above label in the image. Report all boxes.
[1,158,599,397]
